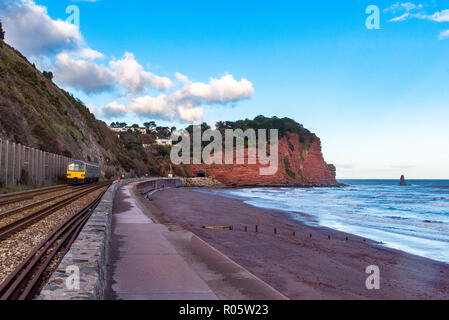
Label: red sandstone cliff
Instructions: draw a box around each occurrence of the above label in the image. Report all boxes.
[187,133,339,187]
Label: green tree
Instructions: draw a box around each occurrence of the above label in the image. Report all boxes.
[143,121,156,129]
[43,71,53,81]
[0,20,4,48]
[0,20,4,41]
[156,126,170,138]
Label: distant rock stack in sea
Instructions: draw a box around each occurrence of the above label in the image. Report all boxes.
[400,175,408,186]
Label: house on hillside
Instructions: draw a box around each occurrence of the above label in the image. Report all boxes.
[109,126,152,135]
[110,126,128,133]
[155,137,172,146]
[135,127,147,134]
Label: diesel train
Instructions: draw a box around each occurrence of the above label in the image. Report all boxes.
[66,160,100,185]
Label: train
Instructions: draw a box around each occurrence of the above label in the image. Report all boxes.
[66,160,100,185]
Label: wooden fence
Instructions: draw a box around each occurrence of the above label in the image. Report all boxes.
[0,138,72,187]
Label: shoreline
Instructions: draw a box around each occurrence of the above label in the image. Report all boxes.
[150,187,449,300]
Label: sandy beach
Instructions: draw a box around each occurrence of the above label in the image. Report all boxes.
[149,187,449,300]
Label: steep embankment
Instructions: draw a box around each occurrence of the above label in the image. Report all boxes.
[0,42,148,177]
[188,130,339,187]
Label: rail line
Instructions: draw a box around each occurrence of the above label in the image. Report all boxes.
[0,185,74,207]
[0,182,110,300]
[0,184,92,220]
[0,182,110,241]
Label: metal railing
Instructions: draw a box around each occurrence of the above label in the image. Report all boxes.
[0,138,72,187]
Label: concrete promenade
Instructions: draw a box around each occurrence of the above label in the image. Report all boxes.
[105,180,287,300]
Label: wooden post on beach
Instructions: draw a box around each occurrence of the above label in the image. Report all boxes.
[255,225,258,233]
[293,231,296,237]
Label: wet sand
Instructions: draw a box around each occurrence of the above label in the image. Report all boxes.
[150,188,449,300]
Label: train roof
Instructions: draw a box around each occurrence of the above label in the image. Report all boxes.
[69,160,99,167]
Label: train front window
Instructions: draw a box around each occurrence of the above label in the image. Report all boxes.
[68,163,84,172]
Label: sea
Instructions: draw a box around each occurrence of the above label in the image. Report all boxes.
[211,180,449,264]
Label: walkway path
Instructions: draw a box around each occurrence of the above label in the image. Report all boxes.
[105,180,287,300]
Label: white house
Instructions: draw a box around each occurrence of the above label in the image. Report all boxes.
[156,137,172,146]
[110,127,128,133]
[109,126,149,135]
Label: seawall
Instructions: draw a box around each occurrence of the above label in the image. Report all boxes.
[39,178,181,300]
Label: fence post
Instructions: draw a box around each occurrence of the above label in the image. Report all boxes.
[41,151,44,185]
[52,153,55,182]
[12,143,16,185]
[48,152,51,184]
[46,152,49,184]
[0,139,2,185]
[54,154,57,182]
[50,153,53,182]
[53,153,56,182]
[23,147,29,182]
[33,148,36,184]
[30,148,33,183]
[41,151,44,186]
[5,140,9,185]
[17,143,22,184]
[36,149,39,185]
[42,151,44,186]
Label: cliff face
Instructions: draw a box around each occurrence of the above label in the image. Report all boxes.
[189,133,339,187]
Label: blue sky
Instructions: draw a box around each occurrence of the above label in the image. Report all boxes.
[1,0,449,179]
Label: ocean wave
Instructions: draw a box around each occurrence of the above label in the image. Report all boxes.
[220,184,449,263]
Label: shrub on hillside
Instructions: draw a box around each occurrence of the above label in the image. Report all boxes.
[0,20,4,47]
[43,71,53,81]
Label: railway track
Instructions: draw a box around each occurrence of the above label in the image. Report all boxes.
[0,182,110,300]
[0,182,110,240]
[0,185,74,207]
[0,184,93,222]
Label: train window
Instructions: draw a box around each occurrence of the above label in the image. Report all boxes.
[68,163,85,172]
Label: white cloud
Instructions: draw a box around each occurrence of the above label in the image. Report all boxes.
[109,52,173,93]
[425,9,449,22]
[74,48,105,59]
[99,101,128,117]
[53,51,175,94]
[182,73,254,104]
[384,2,423,13]
[388,6,449,23]
[101,74,254,122]
[439,29,449,40]
[389,12,411,22]
[54,52,115,93]
[385,4,449,40]
[0,0,83,56]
